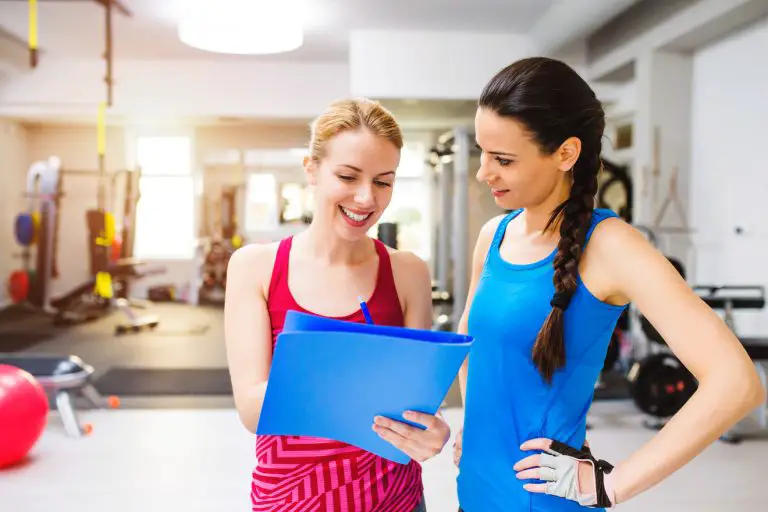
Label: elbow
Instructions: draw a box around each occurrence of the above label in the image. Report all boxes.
[740,358,767,411]
[702,359,766,419]
[745,371,767,411]
[233,396,262,434]
[238,410,260,435]
[728,363,766,415]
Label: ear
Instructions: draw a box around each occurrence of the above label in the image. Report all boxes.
[303,155,318,186]
[556,137,581,173]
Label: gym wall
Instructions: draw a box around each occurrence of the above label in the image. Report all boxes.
[195,124,310,158]
[0,120,30,308]
[197,123,310,245]
[689,16,768,335]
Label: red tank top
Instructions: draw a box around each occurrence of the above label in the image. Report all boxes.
[252,236,423,512]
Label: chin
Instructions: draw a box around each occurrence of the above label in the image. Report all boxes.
[492,193,523,211]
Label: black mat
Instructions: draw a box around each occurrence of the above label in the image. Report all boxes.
[0,304,50,326]
[93,367,233,396]
[0,331,54,353]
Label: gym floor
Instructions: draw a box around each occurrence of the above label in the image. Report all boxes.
[2,304,767,511]
[2,405,768,511]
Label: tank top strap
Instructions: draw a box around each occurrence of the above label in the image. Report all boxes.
[267,236,293,300]
[492,210,523,247]
[486,209,523,265]
[371,239,397,296]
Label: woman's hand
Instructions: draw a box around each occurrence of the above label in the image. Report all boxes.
[453,428,463,466]
[514,438,616,508]
[373,411,451,462]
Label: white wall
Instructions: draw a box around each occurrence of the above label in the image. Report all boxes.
[349,31,535,99]
[0,59,351,120]
[0,120,29,308]
[690,17,768,335]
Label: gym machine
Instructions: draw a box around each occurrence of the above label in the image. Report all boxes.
[8,158,62,311]
[49,164,165,334]
[7,158,165,334]
[0,353,119,437]
[199,186,245,306]
[427,128,473,332]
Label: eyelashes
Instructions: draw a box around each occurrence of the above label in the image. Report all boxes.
[475,144,514,167]
[337,175,392,188]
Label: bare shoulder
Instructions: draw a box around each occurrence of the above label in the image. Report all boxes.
[480,213,507,241]
[227,241,281,296]
[387,246,427,268]
[388,247,431,283]
[586,216,647,259]
[582,216,662,304]
[387,246,432,304]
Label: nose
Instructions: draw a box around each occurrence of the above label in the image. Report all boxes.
[476,158,492,183]
[354,183,375,208]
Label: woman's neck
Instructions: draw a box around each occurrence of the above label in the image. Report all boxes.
[294,222,374,266]
[521,176,572,236]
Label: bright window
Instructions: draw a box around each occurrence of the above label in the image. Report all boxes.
[373,143,431,261]
[245,172,279,231]
[133,136,195,259]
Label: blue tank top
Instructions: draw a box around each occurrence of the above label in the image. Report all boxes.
[457,208,627,512]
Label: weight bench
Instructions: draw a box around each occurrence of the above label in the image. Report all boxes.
[0,354,111,438]
[695,285,768,443]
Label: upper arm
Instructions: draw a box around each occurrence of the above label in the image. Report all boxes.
[223,244,276,405]
[590,219,753,381]
[457,214,504,334]
[391,251,433,330]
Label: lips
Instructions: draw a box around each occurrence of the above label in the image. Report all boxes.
[339,206,374,227]
[491,188,509,198]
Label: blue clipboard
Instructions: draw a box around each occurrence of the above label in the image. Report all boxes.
[257,310,473,464]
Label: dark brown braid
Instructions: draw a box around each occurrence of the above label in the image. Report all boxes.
[479,57,606,383]
[532,148,601,382]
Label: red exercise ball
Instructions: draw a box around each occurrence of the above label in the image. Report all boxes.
[0,364,48,469]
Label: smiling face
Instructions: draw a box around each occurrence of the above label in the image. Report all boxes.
[305,128,400,241]
[474,107,576,211]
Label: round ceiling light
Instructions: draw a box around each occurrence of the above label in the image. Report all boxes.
[177,0,304,55]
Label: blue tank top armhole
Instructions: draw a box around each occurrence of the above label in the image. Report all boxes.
[579,208,627,312]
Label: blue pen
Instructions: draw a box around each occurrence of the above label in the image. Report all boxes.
[358,296,374,324]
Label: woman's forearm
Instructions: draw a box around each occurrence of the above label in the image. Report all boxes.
[458,358,468,407]
[613,363,765,503]
[235,381,269,434]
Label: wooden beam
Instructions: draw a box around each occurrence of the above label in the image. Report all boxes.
[90,0,131,17]
[16,0,133,17]
[103,0,113,106]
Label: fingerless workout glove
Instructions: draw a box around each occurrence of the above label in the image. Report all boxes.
[541,440,615,508]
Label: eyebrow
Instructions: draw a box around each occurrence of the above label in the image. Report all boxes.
[339,164,395,177]
[474,142,517,158]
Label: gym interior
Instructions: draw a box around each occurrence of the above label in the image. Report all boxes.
[1,1,768,511]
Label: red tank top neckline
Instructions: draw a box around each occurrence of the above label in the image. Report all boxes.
[268,235,404,324]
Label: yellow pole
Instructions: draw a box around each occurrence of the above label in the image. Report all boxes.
[29,0,38,68]
[94,101,113,299]
[97,101,106,157]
